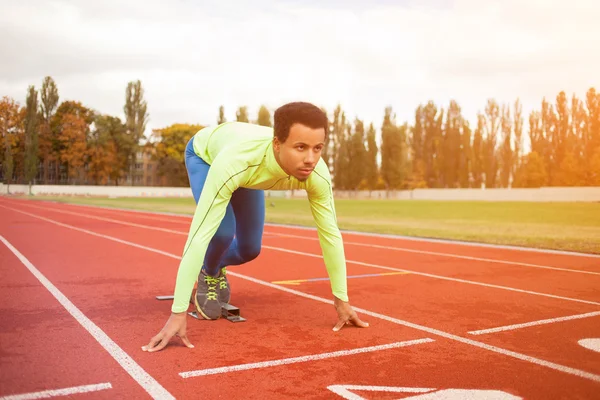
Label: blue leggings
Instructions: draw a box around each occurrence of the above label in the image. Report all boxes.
[185,138,265,276]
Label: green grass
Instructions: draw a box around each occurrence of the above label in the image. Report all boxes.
[13,195,600,254]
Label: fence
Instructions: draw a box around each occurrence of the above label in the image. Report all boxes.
[2,183,600,202]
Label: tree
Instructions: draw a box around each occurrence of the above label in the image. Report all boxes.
[39,76,59,183]
[257,105,272,127]
[513,151,547,188]
[540,98,556,185]
[124,80,149,185]
[152,123,204,186]
[483,99,500,188]
[89,115,127,185]
[53,101,94,183]
[513,99,524,185]
[380,107,408,189]
[58,114,87,181]
[347,118,367,190]
[0,97,22,189]
[24,85,40,192]
[442,100,462,188]
[552,91,569,185]
[499,103,512,188]
[236,106,249,122]
[458,120,472,188]
[331,105,347,188]
[423,101,443,187]
[471,114,484,188]
[364,123,379,189]
[585,88,600,185]
[218,106,226,124]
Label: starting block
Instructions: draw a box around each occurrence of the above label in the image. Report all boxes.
[155,295,246,323]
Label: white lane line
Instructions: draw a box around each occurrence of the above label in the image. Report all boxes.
[4,205,598,307]
[179,339,434,378]
[468,311,600,335]
[0,383,112,400]
[10,197,600,259]
[262,245,600,307]
[3,206,600,384]
[0,236,175,400]
[266,232,600,276]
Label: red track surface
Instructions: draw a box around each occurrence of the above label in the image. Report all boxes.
[1,197,599,399]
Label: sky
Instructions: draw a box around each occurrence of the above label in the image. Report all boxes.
[1,0,599,139]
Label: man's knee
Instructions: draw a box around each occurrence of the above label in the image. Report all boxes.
[239,242,261,262]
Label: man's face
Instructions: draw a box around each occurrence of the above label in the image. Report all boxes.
[273,123,326,181]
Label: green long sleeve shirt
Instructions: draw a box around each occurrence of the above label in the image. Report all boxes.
[171,122,348,313]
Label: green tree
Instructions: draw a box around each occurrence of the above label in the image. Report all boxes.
[124,80,149,185]
[423,101,442,187]
[39,76,59,183]
[257,105,272,127]
[24,85,40,192]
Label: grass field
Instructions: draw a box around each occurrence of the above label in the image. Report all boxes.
[12,195,600,254]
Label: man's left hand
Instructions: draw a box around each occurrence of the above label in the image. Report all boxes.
[332,296,369,332]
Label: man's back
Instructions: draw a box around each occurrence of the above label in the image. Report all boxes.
[192,122,273,165]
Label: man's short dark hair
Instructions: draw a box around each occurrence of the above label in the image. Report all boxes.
[273,102,328,143]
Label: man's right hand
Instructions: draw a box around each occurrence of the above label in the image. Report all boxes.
[142,312,194,352]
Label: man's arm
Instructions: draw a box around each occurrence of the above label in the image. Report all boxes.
[171,154,248,313]
[306,165,348,302]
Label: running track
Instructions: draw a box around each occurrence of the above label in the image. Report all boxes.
[1,196,599,399]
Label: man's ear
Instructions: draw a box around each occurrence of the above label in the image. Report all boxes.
[273,137,281,152]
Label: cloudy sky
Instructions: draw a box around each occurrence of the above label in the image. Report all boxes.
[1,0,599,138]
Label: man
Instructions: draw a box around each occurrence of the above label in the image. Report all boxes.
[143,102,368,353]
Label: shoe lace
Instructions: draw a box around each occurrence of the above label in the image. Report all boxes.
[218,269,228,290]
[204,275,219,301]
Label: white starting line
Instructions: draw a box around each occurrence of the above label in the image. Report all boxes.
[179,338,434,378]
[468,310,600,335]
[0,383,112,400]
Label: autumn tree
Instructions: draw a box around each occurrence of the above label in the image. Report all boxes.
[0,97,23,188]
[152,123,204,186]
